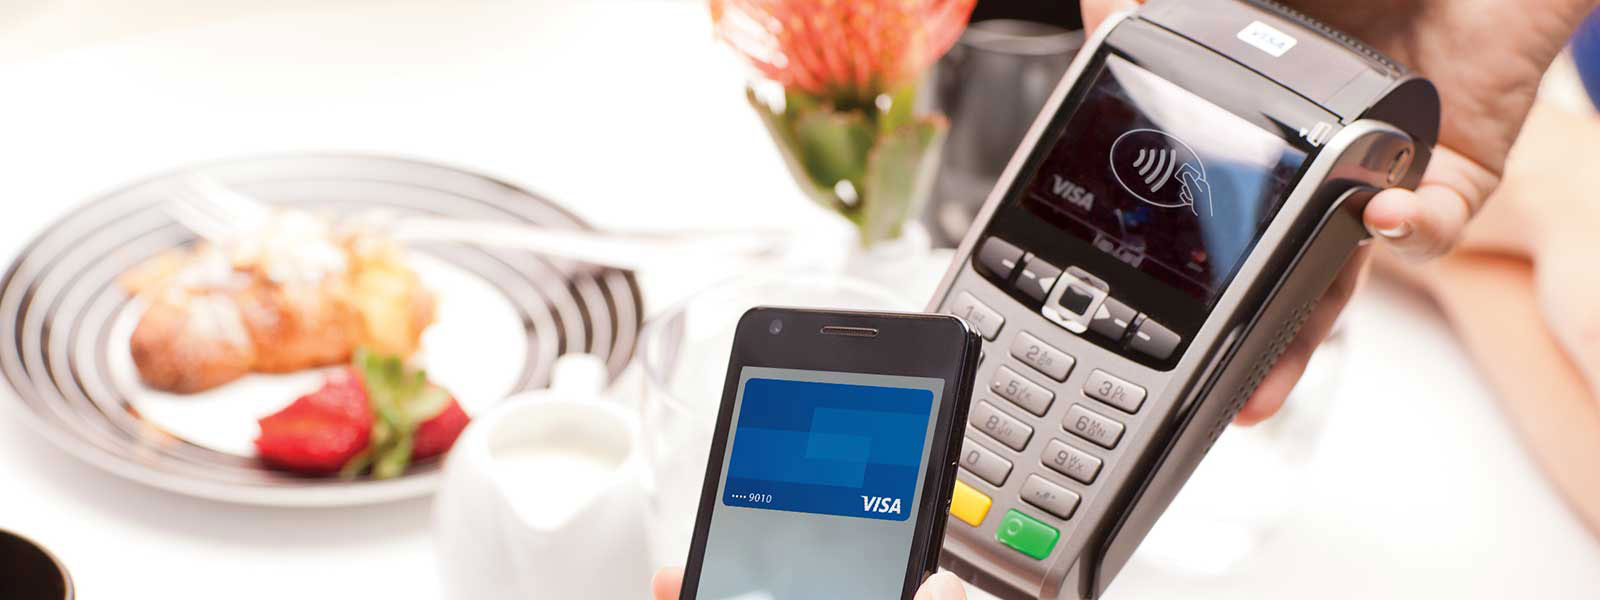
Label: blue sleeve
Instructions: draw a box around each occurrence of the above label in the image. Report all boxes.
[1574,9,1600,111]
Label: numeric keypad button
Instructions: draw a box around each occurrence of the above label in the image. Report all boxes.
[1020,475,1081,520]
[959,438,1013,486]
[1063,404,1124,449]
[1083,369,1146,413]
[950,292,1004,341]
[990,366,1054,416]
[1042,439,1102,484]
[970,401,1034,451]
[1009,332,1074,382]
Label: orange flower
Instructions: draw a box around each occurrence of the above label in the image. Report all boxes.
[711,0,976,102]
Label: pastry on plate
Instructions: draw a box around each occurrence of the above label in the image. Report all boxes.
[121,211,436,393]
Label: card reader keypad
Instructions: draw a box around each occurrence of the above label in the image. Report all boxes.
[948,235,1173,563]
[949,309,1148,563]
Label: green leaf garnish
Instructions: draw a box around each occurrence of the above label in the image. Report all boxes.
[344,346,452,480]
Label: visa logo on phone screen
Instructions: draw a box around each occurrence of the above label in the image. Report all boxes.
[722,377,933,521]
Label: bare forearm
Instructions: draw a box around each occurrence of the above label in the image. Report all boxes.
[1449,104,1600,258]
[1571,0,1600,21]
[1419,255,1600,537]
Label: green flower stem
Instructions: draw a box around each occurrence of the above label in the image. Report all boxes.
[748,82,949,247]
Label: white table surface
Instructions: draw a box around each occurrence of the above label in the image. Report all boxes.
[0,1,1596,598]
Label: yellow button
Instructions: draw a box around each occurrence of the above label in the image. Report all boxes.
[950,479,992,527]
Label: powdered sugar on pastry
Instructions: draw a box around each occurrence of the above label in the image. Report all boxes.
[123,209,436,393]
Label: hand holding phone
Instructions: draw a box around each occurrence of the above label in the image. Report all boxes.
[653,567,970,600]
[676,308,982,600]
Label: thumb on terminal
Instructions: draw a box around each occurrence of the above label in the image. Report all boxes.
[1081,0,1144,34]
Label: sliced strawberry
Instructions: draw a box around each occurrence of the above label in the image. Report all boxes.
[411,396,469,460]
[255,369,374,474]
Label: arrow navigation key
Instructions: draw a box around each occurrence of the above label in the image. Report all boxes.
[1015,256,1062,304]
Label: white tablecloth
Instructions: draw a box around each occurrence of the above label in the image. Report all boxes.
[1,1,1596,598]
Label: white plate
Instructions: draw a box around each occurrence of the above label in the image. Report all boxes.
[0,154,643,507]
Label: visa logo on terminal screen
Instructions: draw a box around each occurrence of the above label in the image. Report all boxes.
[722,378,934,521]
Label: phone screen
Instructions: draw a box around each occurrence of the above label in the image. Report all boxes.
[691,366,947,600]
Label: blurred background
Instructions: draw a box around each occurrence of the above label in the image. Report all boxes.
[0,1,1598,599]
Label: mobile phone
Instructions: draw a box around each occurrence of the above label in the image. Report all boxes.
[677,307,982,600]
[927,1,1439,598]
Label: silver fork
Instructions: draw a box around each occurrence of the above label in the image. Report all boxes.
[165,176,272,243]
[164,176,791,271]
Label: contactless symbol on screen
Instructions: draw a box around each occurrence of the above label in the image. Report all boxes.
[1110,129,1213,216]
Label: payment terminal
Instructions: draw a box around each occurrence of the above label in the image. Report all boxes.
[928,1,1439,598]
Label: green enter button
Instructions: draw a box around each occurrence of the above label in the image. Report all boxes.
[995,509,1059,560]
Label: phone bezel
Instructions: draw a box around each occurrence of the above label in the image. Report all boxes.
[676,306,982,600]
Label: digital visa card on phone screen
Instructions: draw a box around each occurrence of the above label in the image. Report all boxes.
[694,367,945,600]
[722,377,933,520]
